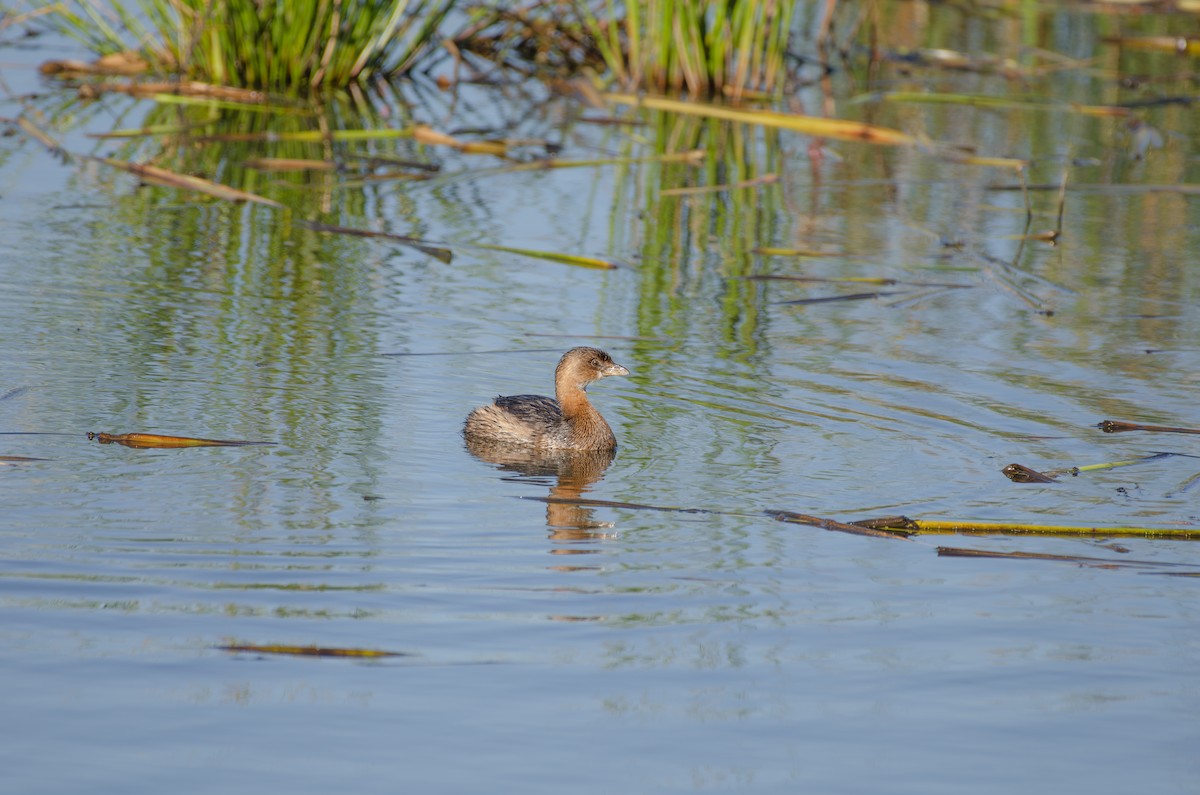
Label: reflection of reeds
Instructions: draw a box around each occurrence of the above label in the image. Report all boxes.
[44,0,455,91]
[102,94,413,201]
[606,107,782,348]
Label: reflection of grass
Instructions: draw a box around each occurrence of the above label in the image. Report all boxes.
[605,108,781,353]
[102,94,406,192]
[43,0,455,91]
[83,96,426,280]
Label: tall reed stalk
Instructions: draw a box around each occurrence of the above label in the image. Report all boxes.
[44,0,456,92]
[576,0,794,99]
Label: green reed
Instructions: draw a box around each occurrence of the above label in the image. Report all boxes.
[43,0,456,91]
[576,0,794,99]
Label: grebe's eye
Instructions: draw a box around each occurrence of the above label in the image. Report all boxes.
[590,358,600,368]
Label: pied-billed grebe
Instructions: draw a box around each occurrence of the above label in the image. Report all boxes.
[463,347,629,451]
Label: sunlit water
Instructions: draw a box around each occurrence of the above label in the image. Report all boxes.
[3,15,1200,794]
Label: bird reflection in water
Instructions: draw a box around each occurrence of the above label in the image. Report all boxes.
[465,437,616,558]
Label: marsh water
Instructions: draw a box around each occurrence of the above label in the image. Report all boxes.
[3,10,1199,794]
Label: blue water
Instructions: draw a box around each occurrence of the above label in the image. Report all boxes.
[3,17,1200,794]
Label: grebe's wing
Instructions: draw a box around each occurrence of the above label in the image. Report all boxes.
[493,394,562,424]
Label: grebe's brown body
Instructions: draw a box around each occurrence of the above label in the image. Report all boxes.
[463,347,629,451]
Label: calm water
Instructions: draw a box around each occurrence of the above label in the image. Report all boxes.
[3,11,1199,794]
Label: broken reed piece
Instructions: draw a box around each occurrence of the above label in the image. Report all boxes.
[878,518,1200,539]
[1097,420,1200,435]
[522,495,714,514]
[766,510,914,540]
[88,432,274,448]
[934,546,1200,572]
[216,643,409,658]
[1002,463,1058,483]
[1003,453,1184,483]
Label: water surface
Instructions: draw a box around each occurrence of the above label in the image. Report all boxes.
[2,11,1199,794]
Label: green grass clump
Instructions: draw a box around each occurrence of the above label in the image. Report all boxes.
[43,0,456,92]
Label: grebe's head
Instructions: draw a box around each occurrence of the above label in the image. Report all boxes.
[556,347,629,389]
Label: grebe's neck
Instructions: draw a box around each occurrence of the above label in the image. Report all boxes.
[556,381,614,446]
[556,381,593,420]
